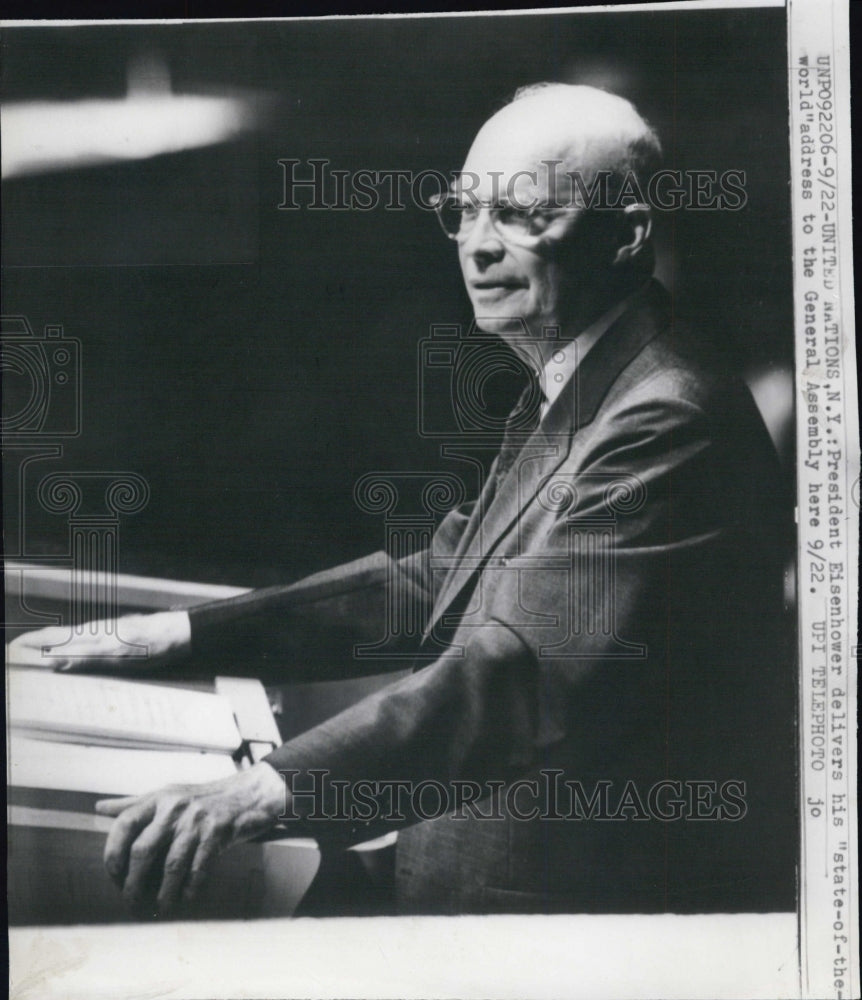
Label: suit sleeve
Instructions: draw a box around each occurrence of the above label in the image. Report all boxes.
[264,371,787,834]
[184,501,474,682]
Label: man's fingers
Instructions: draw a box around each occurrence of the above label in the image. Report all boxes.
[9,626,69,649]
[101,797,156,884]
[122,814,178,906]
[96,795,142,816]
[7,629,72,668]
[156,828,199,914]
[97,770,260,914]
[9,613,190,678]
[9,618,144,673]
[181,833,224,904]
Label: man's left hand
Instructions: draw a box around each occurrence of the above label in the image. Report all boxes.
[95,762,287,915]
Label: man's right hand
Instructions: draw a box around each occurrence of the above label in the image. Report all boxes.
[5,611,192,674]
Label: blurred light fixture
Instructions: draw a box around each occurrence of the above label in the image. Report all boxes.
[2,53,269,179]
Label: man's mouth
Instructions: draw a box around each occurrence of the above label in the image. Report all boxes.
[471,280,526,290]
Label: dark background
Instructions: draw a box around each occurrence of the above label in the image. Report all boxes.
[2,8,794,588]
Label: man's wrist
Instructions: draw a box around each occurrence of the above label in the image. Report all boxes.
[148,610,192,658]
[252,760,290,819]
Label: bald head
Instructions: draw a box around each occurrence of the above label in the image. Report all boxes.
[463,83,661,208]
[455,83,659,347]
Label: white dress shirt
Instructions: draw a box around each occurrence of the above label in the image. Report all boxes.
[539,293,639,420]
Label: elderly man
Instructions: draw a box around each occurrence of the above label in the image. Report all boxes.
[10,83,796,916]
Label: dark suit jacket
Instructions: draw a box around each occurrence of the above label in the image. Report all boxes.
[189,280,797,914]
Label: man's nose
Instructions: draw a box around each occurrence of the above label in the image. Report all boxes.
[460,207,505,266]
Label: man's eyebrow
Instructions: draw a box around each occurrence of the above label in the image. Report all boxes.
[448,191,572,214]
[448,189,537,208]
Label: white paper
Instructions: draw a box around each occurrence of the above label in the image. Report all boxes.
[6,668,242,753]
[7,733,237,797]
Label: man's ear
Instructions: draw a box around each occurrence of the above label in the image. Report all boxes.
[612,203,652,265]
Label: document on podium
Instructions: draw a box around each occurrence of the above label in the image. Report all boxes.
[8,733,238,799]
[6,667,243,753]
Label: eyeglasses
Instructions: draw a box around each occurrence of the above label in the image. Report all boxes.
[432,193,580,248]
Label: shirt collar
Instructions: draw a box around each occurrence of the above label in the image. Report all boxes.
[539,290,643,417]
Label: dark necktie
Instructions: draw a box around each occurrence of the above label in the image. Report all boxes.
[492,367,544,493]
[423,367,544,635]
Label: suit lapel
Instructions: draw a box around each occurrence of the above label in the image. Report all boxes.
[570,279,671,429]
[424,279,672,638]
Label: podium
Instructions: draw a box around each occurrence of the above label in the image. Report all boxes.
[6,667,323,925]
[7,805,321,925]
[6,561,396,925]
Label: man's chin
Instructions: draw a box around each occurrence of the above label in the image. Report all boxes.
[471,314,530,339]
